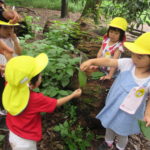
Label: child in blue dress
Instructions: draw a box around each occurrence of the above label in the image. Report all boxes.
[80,32,150,150]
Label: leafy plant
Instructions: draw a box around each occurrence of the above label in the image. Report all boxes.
[20,21,81,98]
[53,120,94,150]
[101,0,150,28]
[63,103,77,124]
[23,15,43,37]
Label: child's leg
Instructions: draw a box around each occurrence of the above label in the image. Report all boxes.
[105,128,116,146]
[9,131,37,150]
[97,128,116,150]
[116,135,128,150]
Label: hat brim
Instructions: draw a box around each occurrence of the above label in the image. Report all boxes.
[109,24,125,31]
[0,20,19,26]
[32,53,49,77]
[124,42,150,55]
[2,84,29,116]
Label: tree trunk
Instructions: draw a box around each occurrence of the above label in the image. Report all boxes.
[81,0,102,24]
[61,0,69,18]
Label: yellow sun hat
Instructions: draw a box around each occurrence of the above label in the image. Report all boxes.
[2,53,48,116]
[0,20,19,26]
[109,17,128,31]
[124,32,150,55]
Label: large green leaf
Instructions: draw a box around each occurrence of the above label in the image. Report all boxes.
[78,70,87,87]
[138,120,150,140]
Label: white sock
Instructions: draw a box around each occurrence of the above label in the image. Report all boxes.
[105,140,113,147]
[116,144,125,150]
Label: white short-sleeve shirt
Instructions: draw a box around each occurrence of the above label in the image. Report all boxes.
[0,38,19,65]
[118,58,150,93]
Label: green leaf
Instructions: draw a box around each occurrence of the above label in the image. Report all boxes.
[78,70,87,87]
[138,120,150,140]
[0,135,5,141]
[53,126,60,132]
[61,78,70,87]
[58,90,69,96]
[91,71,105,80]
[66,68,74,76]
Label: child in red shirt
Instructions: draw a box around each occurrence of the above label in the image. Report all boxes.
[2,53,82,150]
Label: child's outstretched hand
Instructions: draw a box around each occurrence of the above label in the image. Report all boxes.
[72,89,82,98]
[80,60,92,71]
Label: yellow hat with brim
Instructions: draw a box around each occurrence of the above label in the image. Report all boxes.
[124,32,150,55]
[2,53,48,116]
[0,20,19,26]
[109,17,128,31]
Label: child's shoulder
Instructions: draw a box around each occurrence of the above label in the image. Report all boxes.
[103,34,108,40]
[30,90,43,98]
[118,58,134,72]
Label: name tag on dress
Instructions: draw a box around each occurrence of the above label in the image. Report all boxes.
[119,87,146,114]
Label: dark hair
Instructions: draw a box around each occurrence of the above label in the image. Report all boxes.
[0,0,5,4]
[30,74,40,86]
[107,26,125,42]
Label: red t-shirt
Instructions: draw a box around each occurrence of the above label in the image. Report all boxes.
[6,91,57,141]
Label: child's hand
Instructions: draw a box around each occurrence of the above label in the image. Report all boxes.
[0,64,5,72]
[80,60,92,71]
[72,89,82,98]
[100,75,112,80]
[89,65,98,70]
[10,33,17,42]
[144,115,150,127]
[3,50,13,60]
[9,10,22,24]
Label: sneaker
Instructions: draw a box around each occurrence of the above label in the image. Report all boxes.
[97,142,113,150]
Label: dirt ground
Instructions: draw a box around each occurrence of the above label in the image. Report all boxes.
[17,7,81,28]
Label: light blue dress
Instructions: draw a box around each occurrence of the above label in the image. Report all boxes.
[96,66,150,136]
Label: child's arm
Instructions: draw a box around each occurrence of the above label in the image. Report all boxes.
[144,96,150,126]
[10,33,22,55]
[100,49,121,80]
[56,89,82,107]
[80,57,118,71]
[0,40,14,60]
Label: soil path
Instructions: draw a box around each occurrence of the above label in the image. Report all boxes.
[17,7,81,28]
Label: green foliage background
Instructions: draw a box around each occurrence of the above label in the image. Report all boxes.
[20,20,82,98]
[5,0,150,27]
